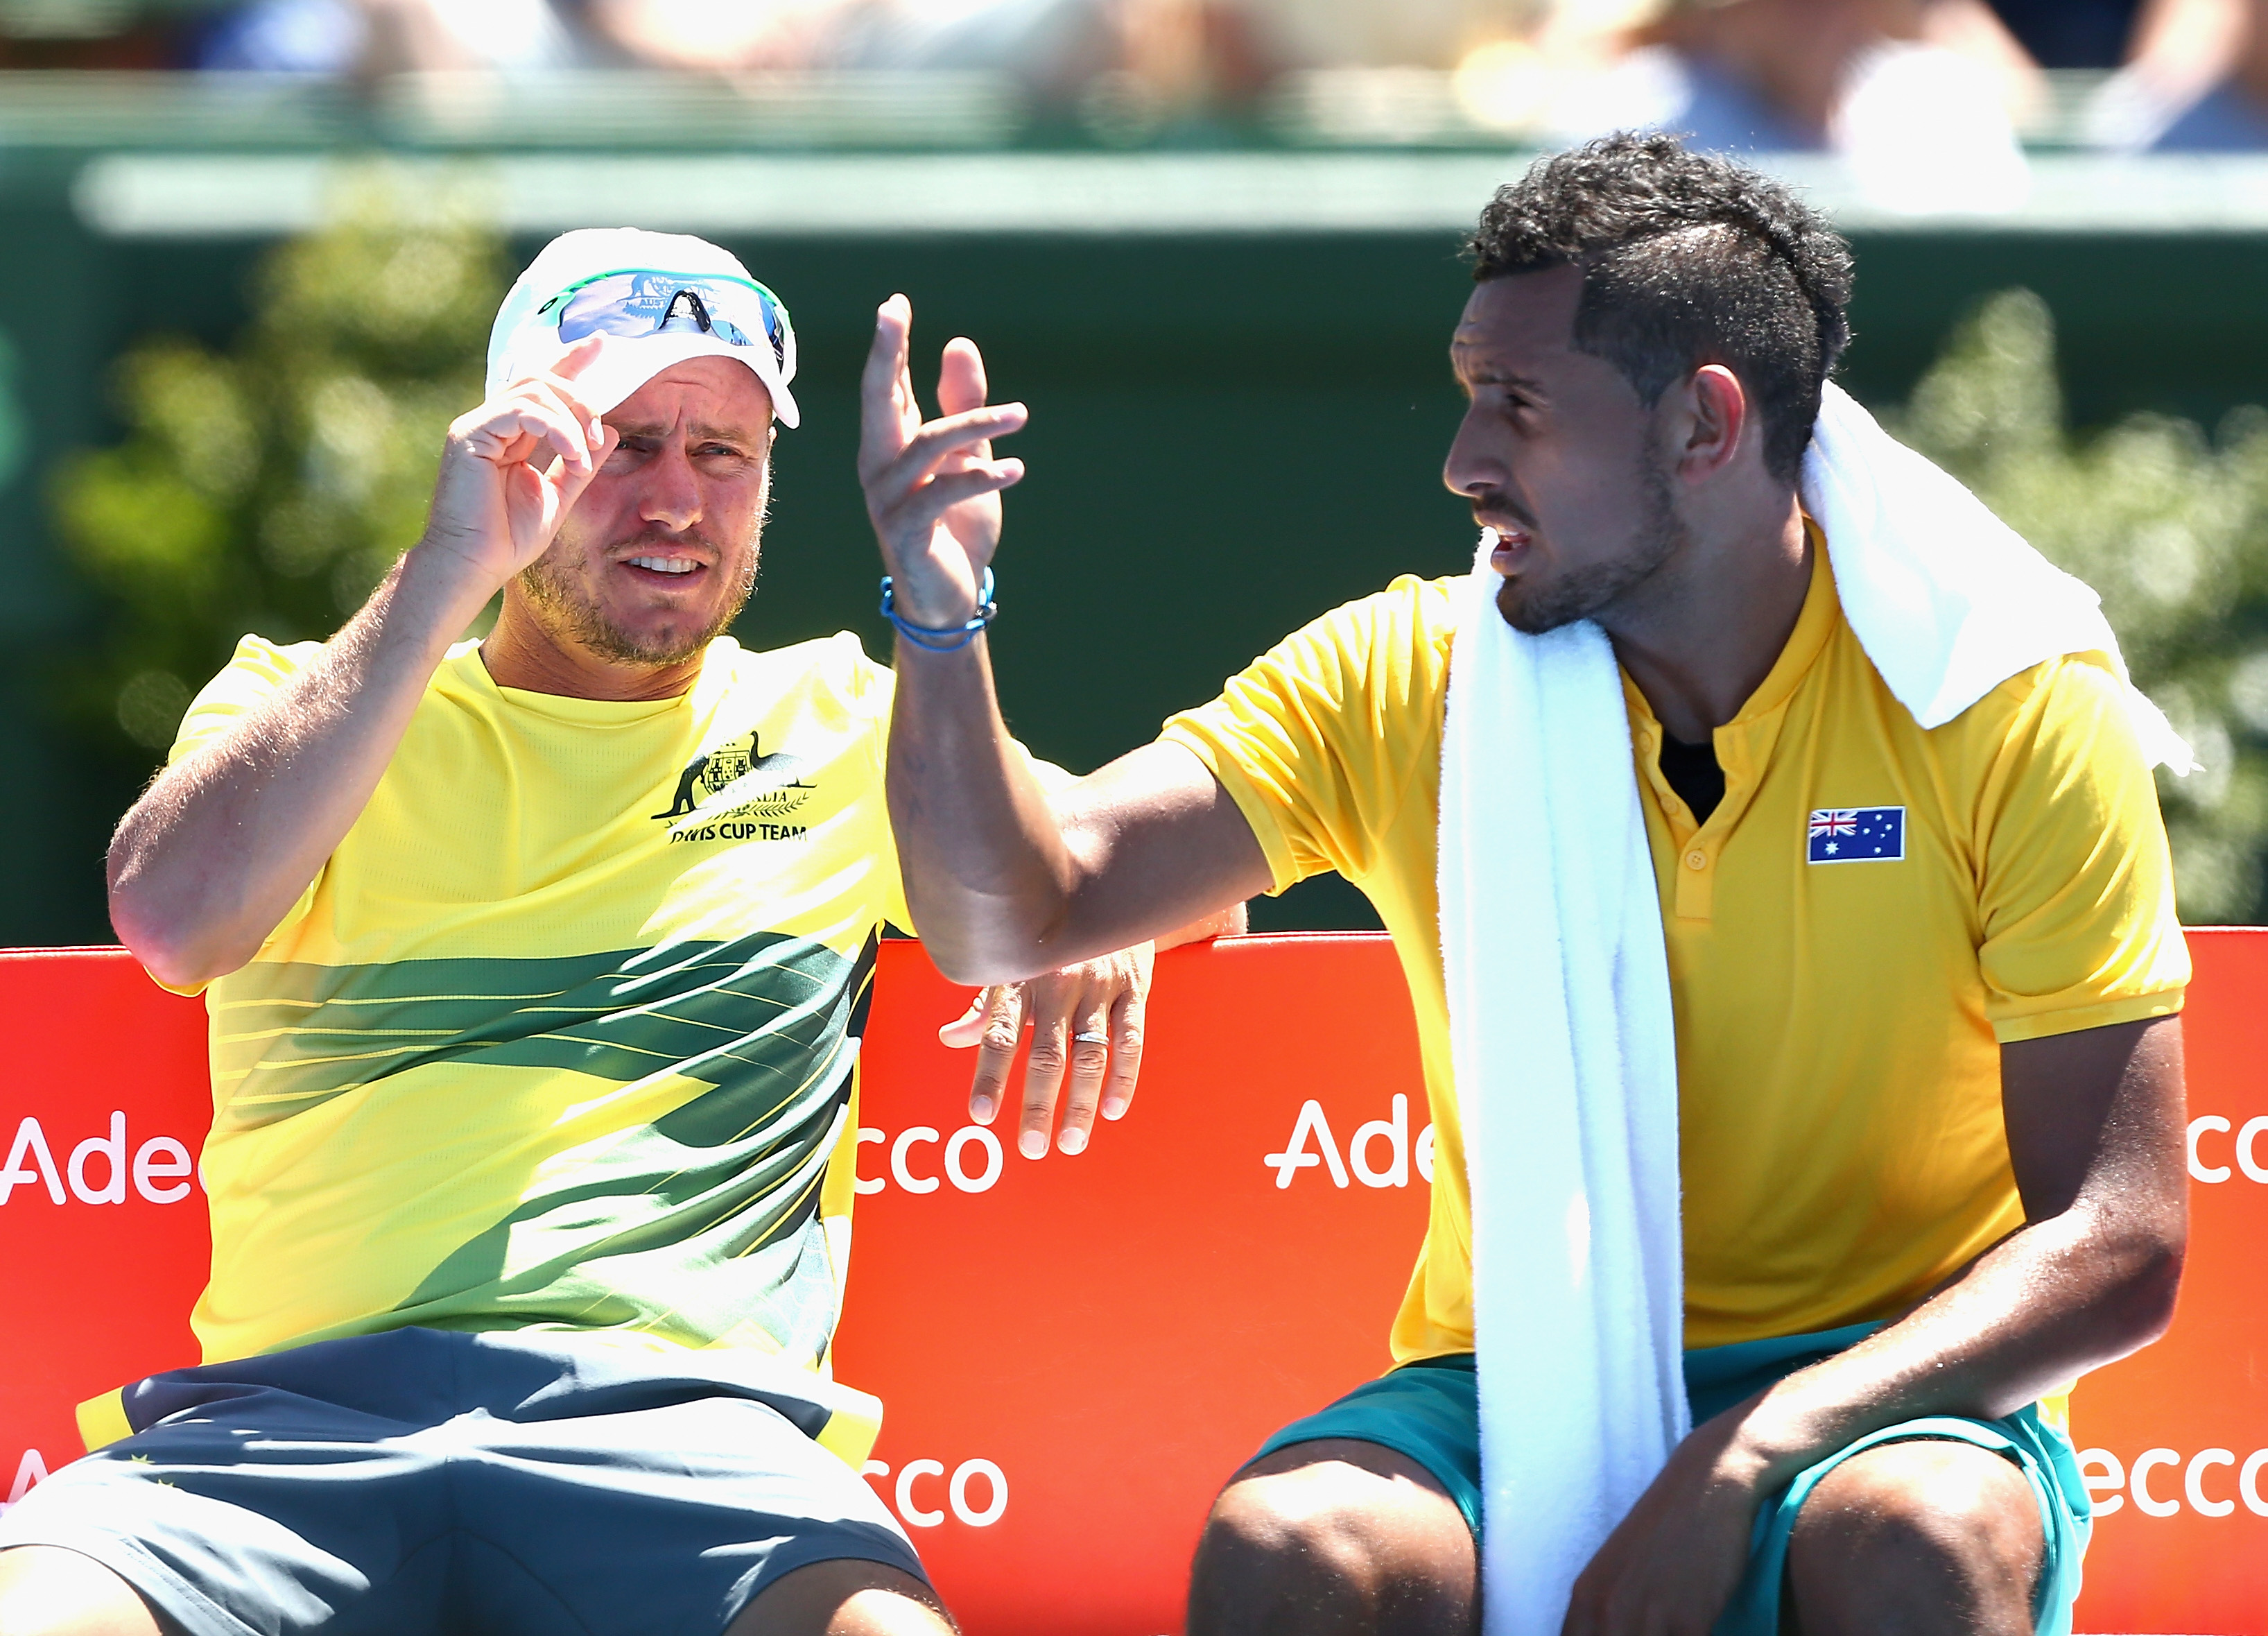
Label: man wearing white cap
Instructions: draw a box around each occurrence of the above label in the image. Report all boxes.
[0,228,1215,1636]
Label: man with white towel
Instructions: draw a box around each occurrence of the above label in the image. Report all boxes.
[858,133,2190,1636]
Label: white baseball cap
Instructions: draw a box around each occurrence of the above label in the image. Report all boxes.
[485,227,799,428]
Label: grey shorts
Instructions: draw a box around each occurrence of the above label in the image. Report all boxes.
[0,1327,926,1636]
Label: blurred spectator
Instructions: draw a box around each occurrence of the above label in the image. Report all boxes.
[191,0,581,72]
[1986,0,2143,68]
[1537,0,2035,210]
[2086,0,2268,148]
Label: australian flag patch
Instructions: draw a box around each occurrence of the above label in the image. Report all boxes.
[1808,807,1905,864]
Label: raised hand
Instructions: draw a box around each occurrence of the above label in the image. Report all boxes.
[419,336,618,595]
[858,294,1028,632]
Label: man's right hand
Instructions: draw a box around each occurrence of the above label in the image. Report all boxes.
[107,349,618,991]
[417,336,616,598]
[857,294,1028,632]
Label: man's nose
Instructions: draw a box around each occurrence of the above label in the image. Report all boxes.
[639,442,704,533]
[1442,405,1500,499]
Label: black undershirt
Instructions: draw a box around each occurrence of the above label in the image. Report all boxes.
[1659,734,1725,824]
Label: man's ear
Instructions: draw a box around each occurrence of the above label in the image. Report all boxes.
[1673,364,1750,482]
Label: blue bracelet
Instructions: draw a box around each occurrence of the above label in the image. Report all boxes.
[880,567,997,652]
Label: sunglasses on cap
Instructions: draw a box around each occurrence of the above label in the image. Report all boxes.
[537,269,793,372]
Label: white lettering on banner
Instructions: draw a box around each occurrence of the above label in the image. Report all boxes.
[2079,1449,2124,1516]
[2186,1113,2268,1183]
[1,1117,63,1205]
[3,1448,49,1512]
[858,1126,1005,1196]
[944,1127,1003,1194]
[1351,1095,1409,1188]
[1265,1099,1437,1191]
[134,1137,193,1204]
[2130,1448,2181,1517]
[947,1458,1008,1526]
[890,1128,941,1194]
[894,1459,946,1526]
[68,1110,126,1205]
[1,1115,200,1207]
[2242,1116,2268,1185]
[1265,1101,1348,1189]
[2186,1449,2237,1517]
[863,1458,1009,1529]
[2189,1116,2231,1182]
[2082,1446,2268,1517]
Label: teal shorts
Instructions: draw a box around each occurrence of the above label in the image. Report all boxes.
[1253,1322,2090,1636]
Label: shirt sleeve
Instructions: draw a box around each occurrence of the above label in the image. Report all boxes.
[1974,653,2191,1044]
[153,635,329,994]
[168,635,324,765]
[1158,576,1451,895]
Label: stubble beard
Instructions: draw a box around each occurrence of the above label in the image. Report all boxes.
[1497,444,1686,636]
[519,527,762,668]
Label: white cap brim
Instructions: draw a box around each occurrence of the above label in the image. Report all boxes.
[501,331,799,429]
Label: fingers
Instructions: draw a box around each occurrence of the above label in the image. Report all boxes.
[937,990,989,1049]
[960,986,1022,1127]
[1048,997,1115,1156]
[457,377,603,479]
[547,333,607,384]
[1016,988,1073,1162]
[858,294,917,476]
[877,402,1028,497]
[936,336,990,422]
[1099,982,1145,1124]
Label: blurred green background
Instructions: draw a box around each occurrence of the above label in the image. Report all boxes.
[7,150,2268,942]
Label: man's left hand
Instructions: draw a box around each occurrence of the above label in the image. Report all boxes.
[1561,1403,1777,1636]
[938,945,1152,1159]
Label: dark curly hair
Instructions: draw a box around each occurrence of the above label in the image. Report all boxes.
[1468,132,1854,483]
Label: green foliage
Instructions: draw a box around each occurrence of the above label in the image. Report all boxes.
[49,225,2268,923]
[1892,290,2268,924]
[50,189,505,761]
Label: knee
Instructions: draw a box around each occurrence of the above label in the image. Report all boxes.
[0,1546,166,1636]
[1188,1456,1473,1636]
[1198,1463,1383,1590]
[1790,1440,2043,1618]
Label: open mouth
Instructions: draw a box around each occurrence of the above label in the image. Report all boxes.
[621,555,708,585]
[1481,524,1534,572]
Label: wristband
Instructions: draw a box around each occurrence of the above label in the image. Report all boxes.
[880,567,997,652]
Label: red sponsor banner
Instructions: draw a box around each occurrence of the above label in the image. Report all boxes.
[0,948,209,1509]
[1,934,2262,1630]
[2067,928,2268,1635]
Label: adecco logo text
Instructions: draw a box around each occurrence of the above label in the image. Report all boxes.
[2081,1445,2268,1517]
[861,1456,1009,1529]
[1,1112,199,1206]
[856,1126,1006,1196]
[2185,1114,2268,1184]
[0,1449,49,1517]
[1264,1094,1436,1190]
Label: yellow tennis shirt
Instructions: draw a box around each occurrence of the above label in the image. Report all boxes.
[1163,542,2189,1359]
[161,632,920,1453]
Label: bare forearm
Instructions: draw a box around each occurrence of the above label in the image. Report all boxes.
[886,641,1084,982]
[108,547,489,986]
[1733,1200,2181,1487]
[1158,902,1247,951]
[1730,1018,2187,1486]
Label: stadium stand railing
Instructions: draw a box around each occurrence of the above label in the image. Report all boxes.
[2,932,2262,1633]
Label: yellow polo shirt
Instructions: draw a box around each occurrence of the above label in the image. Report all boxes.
[1162,543,2188,1357]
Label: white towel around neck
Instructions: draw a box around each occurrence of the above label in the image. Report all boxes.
[1442,381,2192,1636]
